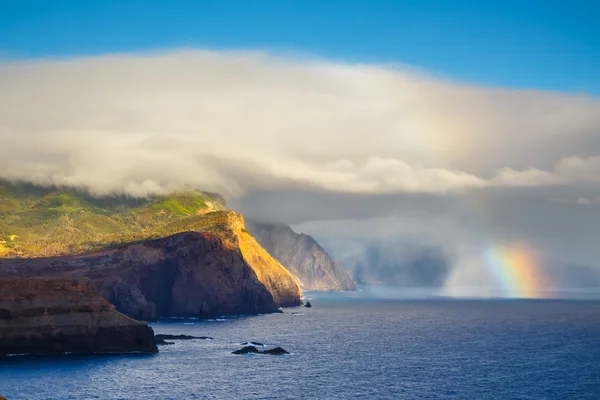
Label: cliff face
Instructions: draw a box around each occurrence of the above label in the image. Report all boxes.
[226,213,303,306]
[0,230,300,321]
[247,221,356,291]
[0,277,157,355]
[149,211,303,308]
[1,182,302,312]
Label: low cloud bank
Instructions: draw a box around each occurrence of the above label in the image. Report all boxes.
[2,50,600,197]
[3,49,600,297]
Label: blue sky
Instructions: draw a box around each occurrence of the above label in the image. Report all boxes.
[2,0,599,93]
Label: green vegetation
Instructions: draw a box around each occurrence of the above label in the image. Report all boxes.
[0,179,227,257]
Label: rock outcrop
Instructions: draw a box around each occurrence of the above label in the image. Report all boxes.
[155,338,174,345]
[247,221,356,291]
[164,212,303,306]
[155,334,213,340]
[0,277,157,355]
[0,230,301,321]
[232,345,289,355]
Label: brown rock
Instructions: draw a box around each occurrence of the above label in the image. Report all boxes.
[0,277,157,356]
[0,230,300,321]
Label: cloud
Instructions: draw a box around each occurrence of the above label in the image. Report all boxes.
[2,49,600,296]
[1,49,600,197]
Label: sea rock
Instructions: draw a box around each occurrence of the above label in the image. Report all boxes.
[0,229,302,321]
[0,277,158,356]
[232,346,289,355]
[262,346,289,355]
[304,302,312,308]
[155,334,213,340]
[232,345,261,354]
[247,221,356,291]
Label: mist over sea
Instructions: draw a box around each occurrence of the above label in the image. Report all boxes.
[2,287,599,400]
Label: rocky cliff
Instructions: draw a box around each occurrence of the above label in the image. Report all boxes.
[247,221,356,291]
[1,181,302,317]
[0,277,157,355]
[149,211,303,307]
[0,229,301,321]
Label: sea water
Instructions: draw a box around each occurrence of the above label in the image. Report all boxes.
[1,287,599,399]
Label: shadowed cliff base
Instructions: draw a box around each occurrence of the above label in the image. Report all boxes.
[0,231,301,321]
[0,277,157,356]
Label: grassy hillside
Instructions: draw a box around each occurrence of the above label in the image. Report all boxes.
[0,180,226,257]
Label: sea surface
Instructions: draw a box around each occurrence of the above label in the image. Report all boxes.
[2,287,600,399]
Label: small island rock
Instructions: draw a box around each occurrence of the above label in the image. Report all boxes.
[263,347,289,355]
[232,345,289,355]
[232,346,261,354]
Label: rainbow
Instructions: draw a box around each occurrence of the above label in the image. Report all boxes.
[483,244,551,299]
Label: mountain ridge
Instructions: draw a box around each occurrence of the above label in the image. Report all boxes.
[247,220,356,291]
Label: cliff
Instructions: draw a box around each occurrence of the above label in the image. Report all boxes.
[0,229,301,321]
[148,211,303,307]
[1,181,302,315]
[247,221,356,291]
[0,277,157,355]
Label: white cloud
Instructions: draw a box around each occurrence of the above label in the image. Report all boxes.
[2,49,600,295]
[1,49,600,197]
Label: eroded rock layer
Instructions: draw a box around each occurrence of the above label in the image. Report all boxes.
[0,277,157,355]
[0,231,300,321]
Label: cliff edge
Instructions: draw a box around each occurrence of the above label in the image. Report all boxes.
[0,230,300,321]
[155,211,303,307]
[0,277,158,355]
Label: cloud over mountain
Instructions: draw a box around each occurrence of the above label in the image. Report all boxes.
[1,50,600,197]
[2,49,600,295]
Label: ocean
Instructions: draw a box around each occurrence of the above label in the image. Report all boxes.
[1,287,599,399]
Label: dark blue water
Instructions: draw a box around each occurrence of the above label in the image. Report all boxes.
[2,289,600,399]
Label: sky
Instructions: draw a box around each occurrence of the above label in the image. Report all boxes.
[2,0,600,92]
[2,1,600,297]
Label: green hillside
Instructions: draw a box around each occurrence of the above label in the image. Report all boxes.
[0,180,226,257]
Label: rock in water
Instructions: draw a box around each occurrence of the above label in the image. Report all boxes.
[155,334,213,340]
[262,347,289,355]
[304,302,312,308]
[0,277,158,356]
[247,221,356,291]
[232,346,261,354]
[154,338,175,345]
[241,341,264,347]
[232,345,289,355]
